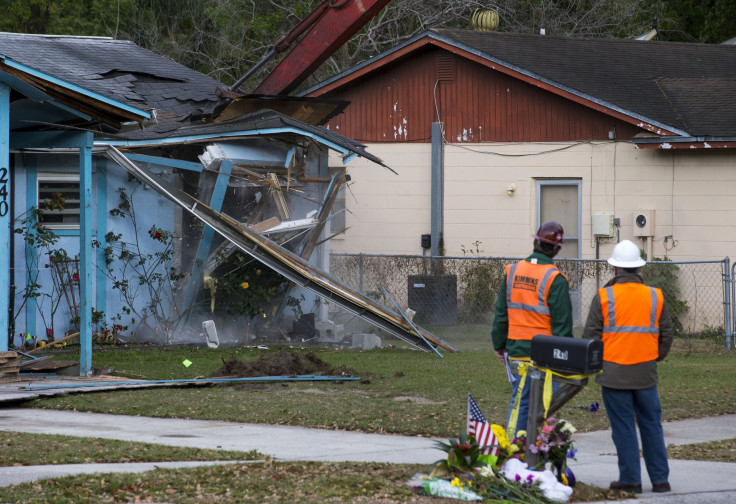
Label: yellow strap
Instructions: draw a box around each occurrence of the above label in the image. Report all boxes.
[506,362,528,437]
[543,368,553,419]
[508,362,601,435]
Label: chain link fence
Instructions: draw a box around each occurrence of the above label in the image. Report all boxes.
[329,253,730,348]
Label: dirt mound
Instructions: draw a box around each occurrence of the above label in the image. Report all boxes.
[211,350,355,378]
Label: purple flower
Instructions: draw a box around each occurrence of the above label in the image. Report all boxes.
[585,401,600,412]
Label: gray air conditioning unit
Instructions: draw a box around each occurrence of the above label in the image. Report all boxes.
[407,274,457,326]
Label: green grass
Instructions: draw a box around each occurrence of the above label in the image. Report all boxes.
[28,339,736,437]
[0,461,631,503]
[668,438,736,462]
[0,431,261,466]
[3,337,732,503]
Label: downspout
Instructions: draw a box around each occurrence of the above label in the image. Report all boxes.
[430,122,444,259]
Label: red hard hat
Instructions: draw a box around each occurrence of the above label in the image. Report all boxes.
[534,221,564,246]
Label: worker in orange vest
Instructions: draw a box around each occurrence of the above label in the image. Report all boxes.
[492,221,573,437]
[583,240,673,494]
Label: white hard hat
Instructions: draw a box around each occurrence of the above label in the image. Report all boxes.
[607,240,646,268]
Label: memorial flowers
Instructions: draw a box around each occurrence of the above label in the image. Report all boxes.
[530,417,577,479]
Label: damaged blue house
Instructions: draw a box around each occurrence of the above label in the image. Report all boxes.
[0,32,448,375]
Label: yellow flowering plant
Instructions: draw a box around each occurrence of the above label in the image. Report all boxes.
[214,251,282,317]
[490,424,527,468]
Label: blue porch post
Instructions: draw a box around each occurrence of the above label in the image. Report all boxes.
[0,85,9,351]
[79,136,93,375]
[95,158,107,319]
[25,158,38,344]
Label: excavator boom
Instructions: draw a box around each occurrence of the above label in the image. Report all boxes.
[252,0,392,96]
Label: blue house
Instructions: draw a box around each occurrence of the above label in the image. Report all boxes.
[0,33,442,375]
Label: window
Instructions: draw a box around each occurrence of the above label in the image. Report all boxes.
[536,180,581,258]
[537,179,582,323]
[38,174,80,229]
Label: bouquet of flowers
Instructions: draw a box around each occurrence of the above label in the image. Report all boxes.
[530,417,577,478]
[490,424,527,467]
[432,430,490,476]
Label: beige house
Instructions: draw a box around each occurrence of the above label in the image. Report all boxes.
[307,29,736,264]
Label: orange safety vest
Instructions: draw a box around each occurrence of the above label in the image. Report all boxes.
[599,283,663,365]
[505,261,564,341]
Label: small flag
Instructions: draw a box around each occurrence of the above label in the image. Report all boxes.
[182,359,192,367]
[467,392,499,457]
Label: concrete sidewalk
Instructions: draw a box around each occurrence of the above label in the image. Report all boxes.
[0,408,734,503]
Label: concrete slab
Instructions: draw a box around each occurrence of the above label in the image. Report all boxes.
[0,408,443,465]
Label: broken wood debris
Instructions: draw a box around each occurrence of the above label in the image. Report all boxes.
[300,171,345,260]
[250,216,282,233]
[24,375,360,390]
[25,332,80,354]
[268,172,291,219]
[0,352,21,383]
[103,145,456,354]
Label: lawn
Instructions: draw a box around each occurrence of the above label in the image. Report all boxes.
[0,335,733,503]
[24,338,736,437]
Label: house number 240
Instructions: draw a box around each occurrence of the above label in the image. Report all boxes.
[0,167,8,217]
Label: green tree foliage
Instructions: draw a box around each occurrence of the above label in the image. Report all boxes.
[1,0,732,88]
[659,0,736,43]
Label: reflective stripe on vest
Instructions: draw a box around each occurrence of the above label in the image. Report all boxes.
[600,283,662,365]
[505,261,562,341]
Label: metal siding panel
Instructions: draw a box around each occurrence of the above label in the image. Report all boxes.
[321,48,647,143]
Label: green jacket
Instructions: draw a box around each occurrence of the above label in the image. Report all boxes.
[491,252,573,357]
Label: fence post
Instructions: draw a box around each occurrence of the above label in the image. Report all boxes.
[359,253,364,294]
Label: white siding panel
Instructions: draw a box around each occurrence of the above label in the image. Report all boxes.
[332,141,736,261]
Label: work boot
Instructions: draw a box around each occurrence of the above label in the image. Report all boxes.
[652,482,671,493]
[609,481,643,493]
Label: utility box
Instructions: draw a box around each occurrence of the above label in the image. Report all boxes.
[407,274,457,326]
[592,213,614,237]
[633,210,655,237]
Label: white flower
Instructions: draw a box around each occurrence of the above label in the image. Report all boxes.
[560,421,577,434]
[477,465,495,477]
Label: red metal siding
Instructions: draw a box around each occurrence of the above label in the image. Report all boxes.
[321,47,642,143]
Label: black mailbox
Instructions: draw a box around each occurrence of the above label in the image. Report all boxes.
[530,335,603,375]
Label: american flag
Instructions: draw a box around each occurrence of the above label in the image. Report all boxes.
[467,392,499,456]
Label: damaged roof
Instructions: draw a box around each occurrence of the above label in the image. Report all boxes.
[0,32,388,164]
[0,32,221,125]
[304,29,736,139]
[106,108,390,170]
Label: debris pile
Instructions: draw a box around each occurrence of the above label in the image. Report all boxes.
[210,350,356,378]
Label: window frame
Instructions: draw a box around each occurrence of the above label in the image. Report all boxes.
[37,173,81,230]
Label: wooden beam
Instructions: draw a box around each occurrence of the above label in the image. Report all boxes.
[268,172,291,219]
[300,171,344,260]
